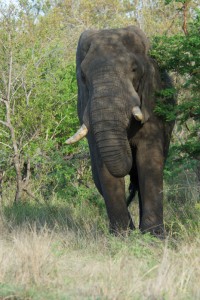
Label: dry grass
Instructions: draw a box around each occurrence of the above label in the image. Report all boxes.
[0,188,199,299]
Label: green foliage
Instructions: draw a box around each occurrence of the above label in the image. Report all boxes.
[0,3,81,198]
[165,0,189,4]
[154,88,176,122]
[0,0,199,203]
[152,10,200,174]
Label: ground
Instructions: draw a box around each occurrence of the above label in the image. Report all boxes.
[0,186,199,300]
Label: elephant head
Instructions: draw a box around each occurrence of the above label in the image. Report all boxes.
[66,26,155,177]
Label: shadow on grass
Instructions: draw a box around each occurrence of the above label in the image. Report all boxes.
[0,282,66,300]
[2,189,199,241]
[2,196,107,235]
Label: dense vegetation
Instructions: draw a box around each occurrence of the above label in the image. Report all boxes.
[0,0,199,202]
[0,1,199,298]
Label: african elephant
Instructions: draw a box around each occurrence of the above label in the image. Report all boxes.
[66,26,175,237]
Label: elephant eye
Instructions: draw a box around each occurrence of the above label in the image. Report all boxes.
[132,65,137,72]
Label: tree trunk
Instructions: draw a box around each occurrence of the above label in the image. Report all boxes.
[1,49,23,203]
[0,171,4,204]
[13,153,23,203]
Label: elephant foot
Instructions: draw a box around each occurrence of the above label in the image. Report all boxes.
[140,223,165,240]
[109,218,135,236]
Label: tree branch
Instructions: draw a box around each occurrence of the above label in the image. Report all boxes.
[20,129,40,150]
[7,33,13,102]
[0,120,10,128]
[182,2,188,35]
[0,97,8,103]
[164,10,180,35]
[0,141,12,149]
[23,188,40,202]
[22,78,34,106]
[50,115,67,140]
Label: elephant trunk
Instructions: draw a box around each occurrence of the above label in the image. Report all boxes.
[92,120,132,177]
[90,74,132,177]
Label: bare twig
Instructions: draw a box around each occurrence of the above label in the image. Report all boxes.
[182,3,188,35]
[164,10,180,35]
[23,188,40,202]
[0,120,10,128]
[0,97,8,103]
[0,171,5,203]
[7,42,12,102]
[21,129,40,150]
[0,141,12,149]
[3,46,23,202]
[22,77,34,106]
[50,115,67,140]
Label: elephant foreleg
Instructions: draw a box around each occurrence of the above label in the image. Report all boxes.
[98,163,134,234]
[136,140,165,237]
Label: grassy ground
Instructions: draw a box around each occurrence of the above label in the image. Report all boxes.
[0,183,199,300]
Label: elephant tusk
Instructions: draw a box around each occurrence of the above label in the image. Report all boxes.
[132,106,144,122]
[65,124,88,144]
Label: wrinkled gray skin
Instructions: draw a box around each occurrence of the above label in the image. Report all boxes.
[76,26,174,237]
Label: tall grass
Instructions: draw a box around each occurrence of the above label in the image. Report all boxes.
[0,179,199,300]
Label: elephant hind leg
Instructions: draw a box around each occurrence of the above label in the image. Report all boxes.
[136,139,165,238]
[128,162,142,229]
[127,149,140,207]
[126,182,138,207]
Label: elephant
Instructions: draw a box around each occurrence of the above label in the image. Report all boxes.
[66,26,175,237]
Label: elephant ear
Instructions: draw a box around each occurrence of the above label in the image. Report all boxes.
[122,27,154,123]
[122,26,150,55]
[138,58,158,123]
[76,30,96,126]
